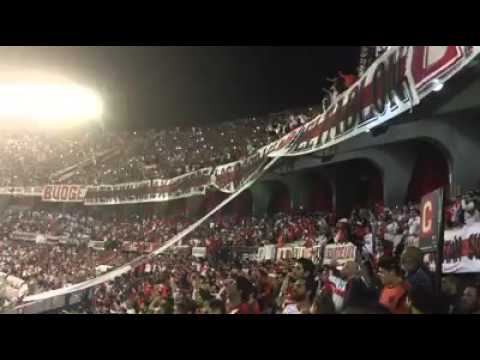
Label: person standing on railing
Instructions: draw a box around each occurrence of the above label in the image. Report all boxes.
[338,70,358,90]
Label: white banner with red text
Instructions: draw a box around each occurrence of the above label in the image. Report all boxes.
[42,184,88,202]
[423,222,480,274]
[269,46,480,157]
[323,243,357,266]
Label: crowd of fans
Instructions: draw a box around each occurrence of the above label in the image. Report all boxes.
[1,184,480,314]
[55,248,480,315]
[0,110,313,187]
[0,129,126,186]
[4,47,453,314]
[0,242,117,303]
[0,62,360,188]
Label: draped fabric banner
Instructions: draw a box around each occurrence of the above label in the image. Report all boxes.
[148,167,213,202]
[268,46,480,157]
[0,186,43,196]
[84,180,151,206]
[211,127,303,193]
[83,168,213,206]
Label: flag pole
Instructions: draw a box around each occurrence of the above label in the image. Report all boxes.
[434,188,446,297]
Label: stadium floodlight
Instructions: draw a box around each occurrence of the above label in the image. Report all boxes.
[0,81,103,128]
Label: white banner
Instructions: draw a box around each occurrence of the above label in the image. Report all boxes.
[257,247,266,262]
[441,222,480,273]
[0,187,43,196]
[264,245,277,261]
[10,231,37,242]
[192,247,207,258]
[88,241,106,251]
[323,243,357,266]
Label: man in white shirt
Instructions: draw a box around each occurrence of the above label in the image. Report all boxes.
[462,193,480,225]
[363,225,374,256]
[282,278,310,314]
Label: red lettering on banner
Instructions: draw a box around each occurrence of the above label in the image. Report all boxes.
[334,96,347,137]
[52,186,60,200]
[60,186,69,200]
[411,46,462,88]
[69,186,79,201]
[43,186,52,200]
[385,47,409,105]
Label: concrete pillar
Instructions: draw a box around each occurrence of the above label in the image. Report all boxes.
[185,195,206,218]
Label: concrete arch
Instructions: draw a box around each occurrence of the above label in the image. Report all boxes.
[306,172,333,213]
[406,139,452,203]
[319,157,383,217]
[289,114,480,204]
[250,180,291,216]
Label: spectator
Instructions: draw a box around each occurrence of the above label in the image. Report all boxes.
[282,278,311,314]
[255,268,275,314]
[338,70,358,90]
[462,192,480,225]
[438,275,462,314]
[225,276,261,314]
[458,284,480,314]
[310,290,336,314]
[339,260,377,312]
[377,256,410,314]
[400,247,436,313]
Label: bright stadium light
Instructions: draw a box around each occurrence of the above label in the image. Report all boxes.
[0,83,103,126]
[0,68,104,129]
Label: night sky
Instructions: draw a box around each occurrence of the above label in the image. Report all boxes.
[0,46,360,130]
